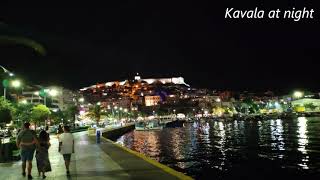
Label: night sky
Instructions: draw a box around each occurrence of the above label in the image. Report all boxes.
[0,1,319,92]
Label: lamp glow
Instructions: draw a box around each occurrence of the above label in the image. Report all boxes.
[294,91,303,98]
[49,89,58,97]
[11,80,21,88]
[79,97,84,102]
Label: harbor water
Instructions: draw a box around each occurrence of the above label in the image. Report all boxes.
[116,117,320,179]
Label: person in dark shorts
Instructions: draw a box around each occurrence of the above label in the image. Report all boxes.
[58,125,74,176]
[16,122,38,179]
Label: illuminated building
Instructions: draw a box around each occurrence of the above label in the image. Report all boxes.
[80,75,190,91]
[145,96,161,106]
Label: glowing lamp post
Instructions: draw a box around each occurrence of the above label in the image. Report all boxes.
[293,91,303,99]
[20,99,28,104]
[2,79,9,99]
[11,80,21,88]
[39,88,59,106]
[1,65,15,99]
[49,89,58,97]
[79,97,85,103]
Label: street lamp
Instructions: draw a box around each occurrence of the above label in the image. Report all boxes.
[20,99,27,104]
[293,91,303,99]
[40,88,59,106]
[3,79,22,100]
[1,65,15,99]
[79,97,84,103]
[48,89,58,97]
[47,88,58,107]
[11,80,21,88]
[0,65,13,76]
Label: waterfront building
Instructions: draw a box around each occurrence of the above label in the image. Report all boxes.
[20,85,77,111]
[145,95,161,106]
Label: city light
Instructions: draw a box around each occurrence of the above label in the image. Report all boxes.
[216,98,221,102]
[79,97,85,102]
[294,91,304,98]
[34,91,39,96]
[11,80,21,88]
[124,108,128,112]
[49,89,58,97]
[97,102,101,106]
[20,99,27,104]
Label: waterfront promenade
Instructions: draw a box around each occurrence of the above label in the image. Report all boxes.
[0,130,190,180]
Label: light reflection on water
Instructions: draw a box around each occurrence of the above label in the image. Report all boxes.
[117,117,320,179]
[297,117,309,169]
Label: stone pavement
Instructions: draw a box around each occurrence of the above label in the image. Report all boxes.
[0,131,190,180]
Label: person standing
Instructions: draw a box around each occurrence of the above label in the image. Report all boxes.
[58,126,74,176]
[57,125,63,138]
[35,129,51,179]
[16,122,38,179]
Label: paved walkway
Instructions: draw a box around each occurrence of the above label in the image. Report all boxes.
[0,131,188,180]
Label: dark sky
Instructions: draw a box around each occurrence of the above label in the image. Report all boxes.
[0,1,319,91]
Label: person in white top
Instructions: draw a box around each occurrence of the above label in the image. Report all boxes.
[58,126,74,176]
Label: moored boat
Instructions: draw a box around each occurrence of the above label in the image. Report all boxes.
[135,120,163,131]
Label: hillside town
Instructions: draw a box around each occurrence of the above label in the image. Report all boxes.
[2,68,320,135]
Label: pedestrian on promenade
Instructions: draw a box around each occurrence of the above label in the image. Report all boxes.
[16,122,38,179]
[57,125,63,138]
[58,125,74,176]
[45,125,50,134]
[35,129,51,179]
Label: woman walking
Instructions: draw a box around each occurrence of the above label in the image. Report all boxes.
[35,129,51,179]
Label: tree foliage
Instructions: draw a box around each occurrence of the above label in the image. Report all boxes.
[88,105,101,124]
[304,103,317,111]
[0,97,14,126]
[31,104,50,127]
[14,103,33,127]
[65,105,79,123]
[50,110,65,124]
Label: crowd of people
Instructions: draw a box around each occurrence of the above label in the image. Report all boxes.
[16,122,75,179]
